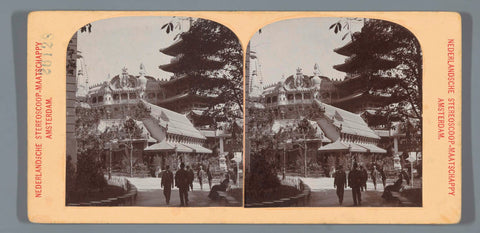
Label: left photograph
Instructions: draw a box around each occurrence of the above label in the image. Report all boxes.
[65,16,244,207]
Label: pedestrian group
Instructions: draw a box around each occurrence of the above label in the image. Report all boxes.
[160,162,235,206]
[334,162,409,206]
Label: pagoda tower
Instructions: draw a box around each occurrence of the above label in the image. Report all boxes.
[158,38,222,114]
[331,32,398,115]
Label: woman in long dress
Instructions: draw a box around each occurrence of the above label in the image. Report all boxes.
[208,173,230,200]
[382,173,403,200]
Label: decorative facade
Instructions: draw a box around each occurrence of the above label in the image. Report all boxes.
[87,64,165,119]
[262,64,337,119]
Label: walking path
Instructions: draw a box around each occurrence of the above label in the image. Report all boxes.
[294,177,403,207]
[125,176,417,207]
[126,177,242,207]
[290,176,387,191]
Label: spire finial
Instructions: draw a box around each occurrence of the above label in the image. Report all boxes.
[314,63,320,76]
[139,63,146,76]
[296,67,302,74]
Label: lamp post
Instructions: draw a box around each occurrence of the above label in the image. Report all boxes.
[111,138,133,177]
[304,140,307,178]
[108,143,112,180]
[129,141,133,177]
[407,153,415,187]
[109,139,120,180]
[283,146,286,179]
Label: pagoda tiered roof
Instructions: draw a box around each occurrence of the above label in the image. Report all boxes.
[160,74,189,86]
[333,40,357,56]
[158,93,218,105]
[158,58,182,73]
[159,39,184,57]
[159,57,224,74]
[333,91,391,104]
[156,93,219,114]
[333,55,398,73]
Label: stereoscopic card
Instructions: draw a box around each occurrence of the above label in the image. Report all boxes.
[27,11,461,223]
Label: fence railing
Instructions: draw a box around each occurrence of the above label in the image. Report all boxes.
[67,176,137,206]
[106,175,129,191]
[245,176,310,208]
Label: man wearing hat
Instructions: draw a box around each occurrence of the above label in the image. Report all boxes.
[348,162,363,206]
[175,162,190,206]
[333,165,347,205]
[161,165,174,205]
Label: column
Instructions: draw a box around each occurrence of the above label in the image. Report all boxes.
[219,137,224,154]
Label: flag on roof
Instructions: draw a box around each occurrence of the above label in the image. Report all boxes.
[334,110,344,122]
[160,111,169,122]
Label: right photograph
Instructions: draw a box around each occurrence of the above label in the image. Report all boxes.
[244,17,422,208]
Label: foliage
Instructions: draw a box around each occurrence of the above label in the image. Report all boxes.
[79,23,92,33]
[162,18,244,123]
[245,153,281,203]
[65,155,76,203]
[123,118,144,139]
[73,107,107,195]
[68,107,147,197]
[247,106,319,177]
[297,118,317,139]
[329,17,364,40]
[75,145,107,194]
[130,102,151,120]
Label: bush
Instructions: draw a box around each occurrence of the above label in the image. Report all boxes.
[245,151,281,203]
[65,155,76,203]
[75,151,107,195]
[134,162,150,177]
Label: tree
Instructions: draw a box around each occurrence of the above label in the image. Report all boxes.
[294,118,317,177]
[123,118,144,177]
[162,18,244,123]
[130,102,151,120]
[74,107,107,196]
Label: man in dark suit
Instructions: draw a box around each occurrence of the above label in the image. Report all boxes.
[161,165,174,205]
[360,165,368,191]
[186,165,195,191]
[348,163,363,206]
[175,163,190,206]
[333,165,347,205]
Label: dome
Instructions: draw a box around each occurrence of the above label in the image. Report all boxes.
[312,63,322,87]
[312,75,322,87]
[138,75,148,89]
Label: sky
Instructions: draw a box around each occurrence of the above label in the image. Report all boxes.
[76,16,364,87]
[249,17,364,86]
[77,16,190,86]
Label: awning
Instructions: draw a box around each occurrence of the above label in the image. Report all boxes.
[297,138,332,144]
[344,142,368,153]
[318,140,350,153]
[358,143,387,154]
[147,136,157,143]
[144,140,175,152]
[318,140,368,153]
[183,143,212,154]
[174,143,194,153]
